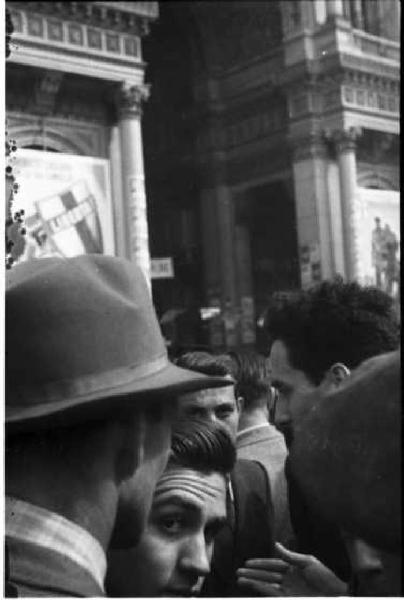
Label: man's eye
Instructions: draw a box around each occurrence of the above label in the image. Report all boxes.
[216,407,234,418]
[159,516,183,533]
[187,407,205,418]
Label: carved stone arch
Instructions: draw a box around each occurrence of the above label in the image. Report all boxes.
[357,169,399,191]
[8,125,90,155]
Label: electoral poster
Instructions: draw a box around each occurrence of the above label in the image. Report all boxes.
[11,149,115,262]
[356,188,400,298]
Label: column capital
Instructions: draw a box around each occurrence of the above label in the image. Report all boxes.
[290,132,328,162]
[332,127,362,154]
[117,83,150,119]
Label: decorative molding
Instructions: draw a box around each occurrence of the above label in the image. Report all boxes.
[341,84,399,115]
[197,102,288,154]
[8,7,142,63]
[33,70,64,115]
[9,2,158,34]
[333,127,361,153]
[357,166,399,191]
[117,83,150,118]
[290,132,329,162]
[339,52,399,80]
[351,29,400,62]
[7,111,109,157]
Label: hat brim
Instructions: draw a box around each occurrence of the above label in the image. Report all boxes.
[6,362,233,434]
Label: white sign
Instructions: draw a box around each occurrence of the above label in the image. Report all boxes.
[12,149,114,262]
[151,257,174,279]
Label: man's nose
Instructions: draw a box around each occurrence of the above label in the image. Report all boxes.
[179,534,211,577]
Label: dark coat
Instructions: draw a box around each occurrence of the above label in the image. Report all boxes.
[201,459,275,597]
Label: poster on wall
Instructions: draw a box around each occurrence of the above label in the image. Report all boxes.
[11,149,115,263]
[356,188,400,297]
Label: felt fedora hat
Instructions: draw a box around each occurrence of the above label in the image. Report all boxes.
[289,350,401,553]
[6,255,232,434]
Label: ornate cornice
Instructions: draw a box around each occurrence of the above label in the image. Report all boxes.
[7,3,148,76]
[117,83,150,118]
[8,2,158,35]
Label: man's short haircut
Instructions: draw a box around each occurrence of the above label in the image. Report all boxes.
[169,418,236,475]
[175,351,235,379]
[228,351,271,409]
[265,277,400,385]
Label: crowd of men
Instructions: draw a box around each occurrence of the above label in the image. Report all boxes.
[5,254,401,597]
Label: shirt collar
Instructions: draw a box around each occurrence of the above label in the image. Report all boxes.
[5,496,106,591]
[237,422,270,438]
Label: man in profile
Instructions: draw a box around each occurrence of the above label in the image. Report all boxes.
[265,277,400,581]
[237,351,401,596]
[5,255,230,597]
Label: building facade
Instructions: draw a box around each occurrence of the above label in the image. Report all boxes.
[6,1,400,351]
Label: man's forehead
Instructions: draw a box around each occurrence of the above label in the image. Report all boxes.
[153,467,227,507]
[178,384,235,406]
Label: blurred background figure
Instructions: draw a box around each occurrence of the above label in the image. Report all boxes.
[230,350,293,547]
[289,350,401,596]
[265,277,400,582]
[106,418,236,597]
[175,351,275,597]
[234,351,401,597]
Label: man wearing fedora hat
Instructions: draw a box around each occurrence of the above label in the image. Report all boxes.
[5,254,230,597]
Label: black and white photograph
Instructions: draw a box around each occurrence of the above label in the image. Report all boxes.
[4,1,401,597]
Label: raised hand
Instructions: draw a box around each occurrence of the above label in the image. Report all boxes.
[236,542,348,596]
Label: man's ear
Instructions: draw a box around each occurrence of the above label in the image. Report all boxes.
[323,363,351,389]
[114,412,146,484]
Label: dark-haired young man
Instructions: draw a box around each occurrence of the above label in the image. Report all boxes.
[175,352,276,597]
[106,418,236,597]
[265,278,400,581]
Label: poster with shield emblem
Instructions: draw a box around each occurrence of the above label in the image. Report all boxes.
[11,149,115,262]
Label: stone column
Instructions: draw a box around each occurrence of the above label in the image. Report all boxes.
[291,132,333,288]
[334,128,360,281]
[326,0,344,17]
[117,83,151,285]
[199,155,239,348]
[235,223,256,345]
[352,0,364,28]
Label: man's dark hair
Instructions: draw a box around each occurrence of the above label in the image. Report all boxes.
[228,351,271,409]
[265,278,400,385]
[175,351,235,378]
[169,418,236,475]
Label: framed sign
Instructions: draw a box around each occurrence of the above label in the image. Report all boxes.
[11,149,115,262]
[356,188,400,295]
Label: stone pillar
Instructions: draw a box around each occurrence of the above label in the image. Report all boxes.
[326,0,344,17]
[117,83,151,285]
[200,158,239,348]
[334,128,360,282]
[235,223,256,345]
[291,132,333,288]
[352,0,364,28]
